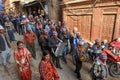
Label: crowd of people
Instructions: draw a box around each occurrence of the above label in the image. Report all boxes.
[0,12,120,80]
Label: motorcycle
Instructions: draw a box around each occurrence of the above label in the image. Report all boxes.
[102,49,120,77]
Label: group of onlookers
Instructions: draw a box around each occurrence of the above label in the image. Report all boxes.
[0,12,120,80]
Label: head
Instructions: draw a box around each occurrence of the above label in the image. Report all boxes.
[62,28,67,34]
[28,15,33,20]
[6,17,10,22]
[103,39,107,44]
[42,50,51,61]
[73,27,78,34]
[77,41,84,52]
[76,32,82,39]
[43,29,48,35]
[58,21,62,26]
[53,31,58,39]
[37,19,41,24]
[0,25,4,33]
[100,53,107,63]
[17,41,24,49]
[117,38,120,42]
[95,39,101,46]
[35,16,39,19]
[51,26,56,31]
[26,27,31,32]
[48,20,51,25]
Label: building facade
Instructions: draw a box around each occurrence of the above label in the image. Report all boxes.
[62,0,120,42]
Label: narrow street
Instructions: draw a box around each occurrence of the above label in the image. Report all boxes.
[0,33,119,80]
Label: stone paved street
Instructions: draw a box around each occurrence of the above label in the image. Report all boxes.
[0,33,120,80]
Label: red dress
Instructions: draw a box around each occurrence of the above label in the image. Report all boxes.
[14,48,32,80]
[39,60,59,80]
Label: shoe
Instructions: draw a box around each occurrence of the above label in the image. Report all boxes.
[59,66,63,69]
[78,78,82,80]
[7,61,11,64]
[74,70,77,73]
[64,61,67,64]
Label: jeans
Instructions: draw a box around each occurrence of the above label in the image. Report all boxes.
[51,53,62,68]
[0,48,11,66]
[18,24,23,35]
[71,46,77,64]
[7,29,15,42]
[63,46,69,63]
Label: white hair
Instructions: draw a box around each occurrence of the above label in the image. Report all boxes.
[73,27,78,31]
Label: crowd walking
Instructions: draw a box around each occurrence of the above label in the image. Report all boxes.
[0,12,120,80]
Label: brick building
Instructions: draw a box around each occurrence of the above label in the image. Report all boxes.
[62,0,120,42]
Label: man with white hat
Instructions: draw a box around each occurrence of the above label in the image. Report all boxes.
[0,24,11,70]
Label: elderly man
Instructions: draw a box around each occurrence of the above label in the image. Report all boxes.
[91,53,108,80]
[70,27,79,64]
[0,23,11,70]
[59,28,71,63]
[39,30,50,52]
[24,27,37,59]
[48,31,62,69]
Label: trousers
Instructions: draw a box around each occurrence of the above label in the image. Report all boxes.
[0,48,11,66]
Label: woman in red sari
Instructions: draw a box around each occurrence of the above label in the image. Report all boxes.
[14,41,32,80]
[39,50,60,80]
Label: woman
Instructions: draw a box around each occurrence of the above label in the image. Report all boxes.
[5,18,15,42]
[14,41,32,80]
[39,50,59,80]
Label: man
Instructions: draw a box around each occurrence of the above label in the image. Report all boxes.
[48,25,56,38]
[39,30,50,52]
[70,27,78,64]
[48,31,62,69]
[59,28,70,63]
[0,24,11,70]
[90,53,108,80]
[24,27,37,59]
[74,41,84,80]
[90,39,102,59]
[21,15,29,33]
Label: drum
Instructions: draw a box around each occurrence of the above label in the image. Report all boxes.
[79,53,89,62]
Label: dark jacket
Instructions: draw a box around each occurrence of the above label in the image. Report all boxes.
[59,33,71,46]
[0,34,11,51]
[48,37,61,51]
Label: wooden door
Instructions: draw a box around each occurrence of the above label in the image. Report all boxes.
[101,14,116,42]
[78,15,92,40]
[67,16,78,32]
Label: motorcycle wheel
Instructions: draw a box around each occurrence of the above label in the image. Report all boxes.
[109,63,120,78]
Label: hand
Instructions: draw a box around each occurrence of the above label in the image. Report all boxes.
[56,44,58,47]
